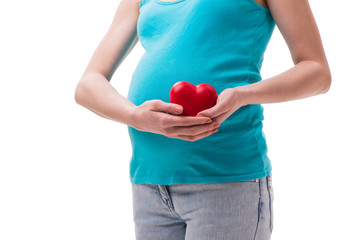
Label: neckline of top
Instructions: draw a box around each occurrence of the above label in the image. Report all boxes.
[154,0,188,5]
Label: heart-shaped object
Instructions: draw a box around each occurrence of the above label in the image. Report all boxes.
[169,81,218,116]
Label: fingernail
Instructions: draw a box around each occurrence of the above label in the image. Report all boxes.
[175,106,182,112]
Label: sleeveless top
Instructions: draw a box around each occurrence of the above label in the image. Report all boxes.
[127,0,276,185]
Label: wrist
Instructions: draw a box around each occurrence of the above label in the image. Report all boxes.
[125,106,140,129]
[234,84,255,107]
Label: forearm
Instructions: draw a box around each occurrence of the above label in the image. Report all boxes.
[236,60,331,105]
[74,72,136,127]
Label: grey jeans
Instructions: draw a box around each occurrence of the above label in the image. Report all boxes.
[131,173,274,240]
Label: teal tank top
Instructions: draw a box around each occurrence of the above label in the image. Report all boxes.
[127,0,276,185]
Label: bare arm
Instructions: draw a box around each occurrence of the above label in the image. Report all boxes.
[74,0,141,127]
[237,0,331,105]
[74,0,217,141]
[196,0,331,124]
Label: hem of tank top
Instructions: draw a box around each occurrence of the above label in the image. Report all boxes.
[245,0,271,13]
[154,0,188,5]
[129,168,272,185]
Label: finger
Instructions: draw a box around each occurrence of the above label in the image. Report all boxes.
[149,100,184,115]
[177,128,219,142]
[164,114,213,127]
[211,111,230,125]
[196,105,226,119]
[170,121,220,136]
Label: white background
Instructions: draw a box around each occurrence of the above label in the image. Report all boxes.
[1,0,359,239]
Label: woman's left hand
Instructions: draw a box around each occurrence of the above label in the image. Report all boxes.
[196,88,245,125]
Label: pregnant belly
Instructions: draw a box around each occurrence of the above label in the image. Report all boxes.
[127,51,252,107]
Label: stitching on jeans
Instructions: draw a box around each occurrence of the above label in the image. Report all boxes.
[267,177,273,232]
[157,185,171,208]
[253,179,261,240]
[157,185,186,221]
[164,185,175,209]
[156,185,171,208]
[164,185,187,221]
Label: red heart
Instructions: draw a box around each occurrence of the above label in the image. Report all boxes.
[169,81,218,116]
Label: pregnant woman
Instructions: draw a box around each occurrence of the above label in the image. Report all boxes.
[75,0,331,239]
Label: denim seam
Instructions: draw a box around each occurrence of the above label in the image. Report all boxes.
[267,178,273,233]
[156,185,186,221]
[157,185,172,208]
[253,179,262,240]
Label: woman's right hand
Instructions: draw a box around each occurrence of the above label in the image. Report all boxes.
[129,100,220,142]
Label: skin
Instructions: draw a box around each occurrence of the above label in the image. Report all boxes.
[75,0,331,142]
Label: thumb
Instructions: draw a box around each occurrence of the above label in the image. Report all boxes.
[196,109,212,118]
